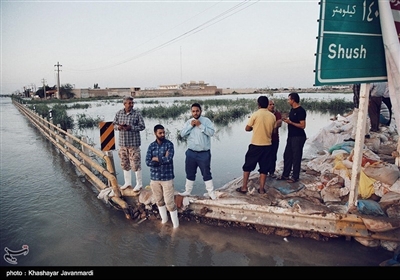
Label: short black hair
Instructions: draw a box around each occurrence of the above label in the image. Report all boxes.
[154,124,164,132]
[257,96,269,108]
[191,103,201,111]
[288,92,300,103]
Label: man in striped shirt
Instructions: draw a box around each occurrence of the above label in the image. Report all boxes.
[113,96,146,191]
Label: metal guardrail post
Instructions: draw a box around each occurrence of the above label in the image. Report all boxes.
[104,150,116,187]
[81,136,91,170]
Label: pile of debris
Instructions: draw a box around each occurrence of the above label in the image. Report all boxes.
[303,112,400,215]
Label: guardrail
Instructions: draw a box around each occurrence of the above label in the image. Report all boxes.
[12,98,135,219]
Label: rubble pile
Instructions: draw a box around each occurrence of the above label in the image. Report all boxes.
[303,112,400,219]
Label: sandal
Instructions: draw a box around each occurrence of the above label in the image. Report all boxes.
[257,189,266,194]
[276,176,289,181]
[235,187,247,194]
[287,177,298,183]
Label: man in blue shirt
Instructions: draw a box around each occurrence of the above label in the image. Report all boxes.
[179,103,216,200]
[146,124,179,228]
[113,96,146,191]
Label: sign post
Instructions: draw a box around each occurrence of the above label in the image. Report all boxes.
[99,121,115,152]
[99,121,116,187]
[315,0,387,85]
[314,0,390,210]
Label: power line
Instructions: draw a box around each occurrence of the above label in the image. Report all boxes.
[64,0,258,72]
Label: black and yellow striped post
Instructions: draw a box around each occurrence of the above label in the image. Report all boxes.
[99,121,117,187]
[99,121,115,151]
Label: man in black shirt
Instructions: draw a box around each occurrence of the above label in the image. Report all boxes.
[278,92,307,183]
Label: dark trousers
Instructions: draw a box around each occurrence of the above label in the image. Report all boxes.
[368,96,382,131]
[185,149,212,181]
[242,144,271,174]
[268,140,279,174]
[282,136,306,180]
[382,97,392,125]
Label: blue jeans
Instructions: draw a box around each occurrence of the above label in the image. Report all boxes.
[185,149,212,181]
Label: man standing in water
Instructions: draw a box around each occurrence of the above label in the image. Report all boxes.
[278,92,307,183]
[113,96,146,191]
[179,103,217,200]
[146,124,179,228]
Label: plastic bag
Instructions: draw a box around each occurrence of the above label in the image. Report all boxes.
[359,170,375,199]
[357,199,385,216]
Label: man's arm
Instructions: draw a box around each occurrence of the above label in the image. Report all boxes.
[130,113,145,132]
[199,117,215,136]
[180,120,193,137]
[145,143,158,167]
[113,112,120,131]
[160,141,174,164]
[275,112,282,128]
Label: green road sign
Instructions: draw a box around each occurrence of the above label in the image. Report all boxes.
[315,0,387,85]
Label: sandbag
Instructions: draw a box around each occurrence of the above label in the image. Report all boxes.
[321,187,342,202]
[379,191,400,210]
[306,153,335,173]
[333,156,351,178]
[373,181,391,197]
[359,170,375,199]
[363,162,400,186]
[349,149,381,167]
[386,205,400,219]
[389,178,400,194]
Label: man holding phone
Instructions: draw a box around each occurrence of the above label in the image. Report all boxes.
[278,92,307,183]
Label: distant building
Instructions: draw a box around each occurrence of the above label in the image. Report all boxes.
[72,87,140,99]
[159,84,181,90]
[71,81,222,99]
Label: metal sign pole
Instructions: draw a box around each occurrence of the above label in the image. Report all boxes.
[348,83,370,209]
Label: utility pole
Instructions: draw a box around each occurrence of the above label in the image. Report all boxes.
[41,78,46,99]
[54,61,62,99]
[180,46,182,84]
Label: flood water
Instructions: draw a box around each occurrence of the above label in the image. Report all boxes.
[0,94,394,273]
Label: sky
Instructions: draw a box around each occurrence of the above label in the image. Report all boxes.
[1,0,321,94]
